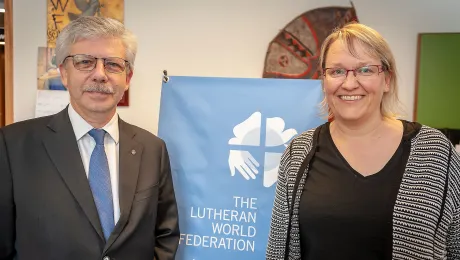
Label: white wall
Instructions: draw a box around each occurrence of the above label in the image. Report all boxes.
[13,0,460,134]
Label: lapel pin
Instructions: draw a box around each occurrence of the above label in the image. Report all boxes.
[131,149,136,155]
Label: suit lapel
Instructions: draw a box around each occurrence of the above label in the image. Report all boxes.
[42,108,104,240]
[104,119,143,251]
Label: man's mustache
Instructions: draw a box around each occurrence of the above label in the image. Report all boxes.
[83,84,115,94]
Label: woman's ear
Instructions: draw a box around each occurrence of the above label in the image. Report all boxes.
[384,72,391,92]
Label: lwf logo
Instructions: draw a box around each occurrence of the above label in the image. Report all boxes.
[228,112,297,187]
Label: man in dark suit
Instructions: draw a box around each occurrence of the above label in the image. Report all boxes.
[0,16,179,260]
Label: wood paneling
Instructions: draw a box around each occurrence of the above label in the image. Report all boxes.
[0,46,5,126]
[5,0,13,125]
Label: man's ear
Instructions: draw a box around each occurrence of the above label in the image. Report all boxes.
[125,69,134,90]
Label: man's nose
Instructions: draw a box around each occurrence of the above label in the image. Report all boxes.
[91,60,108,83]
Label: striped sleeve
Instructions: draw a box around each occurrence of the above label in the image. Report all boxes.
[447,148,460,259]
[266,142,291,260]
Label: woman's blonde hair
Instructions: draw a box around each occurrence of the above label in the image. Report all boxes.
[318,22,402,119]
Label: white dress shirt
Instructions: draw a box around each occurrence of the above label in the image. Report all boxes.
[68,104,120,224]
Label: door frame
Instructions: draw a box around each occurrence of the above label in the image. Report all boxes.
[4,0,13,125]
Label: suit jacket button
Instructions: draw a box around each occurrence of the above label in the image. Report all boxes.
[103,256,110,260]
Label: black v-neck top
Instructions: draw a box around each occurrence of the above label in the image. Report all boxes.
[299,121,412,260]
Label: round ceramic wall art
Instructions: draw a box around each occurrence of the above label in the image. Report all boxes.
[262,4,358,79]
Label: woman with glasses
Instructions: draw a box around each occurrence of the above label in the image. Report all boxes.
[266,22,460,260]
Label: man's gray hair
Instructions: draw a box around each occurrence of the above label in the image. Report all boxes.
[55,16,137,71]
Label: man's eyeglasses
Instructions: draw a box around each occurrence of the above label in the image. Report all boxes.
[323,65,387,80]
[64,54,130,74]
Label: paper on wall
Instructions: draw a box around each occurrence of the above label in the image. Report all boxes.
[35,90,70,118]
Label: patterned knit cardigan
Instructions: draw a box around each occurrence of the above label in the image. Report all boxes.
[266,125,460,260]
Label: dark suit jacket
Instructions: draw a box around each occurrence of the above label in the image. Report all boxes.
[0,108,180,260]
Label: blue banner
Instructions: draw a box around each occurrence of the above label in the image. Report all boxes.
[158,76,325,260]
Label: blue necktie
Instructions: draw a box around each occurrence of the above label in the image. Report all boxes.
[88,129,114,241]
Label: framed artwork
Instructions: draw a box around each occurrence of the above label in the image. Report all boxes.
[37,47,66,91]
[47,0,124,47]
[118,87,129,106]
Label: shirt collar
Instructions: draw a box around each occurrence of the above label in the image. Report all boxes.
[68,103,120,144]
